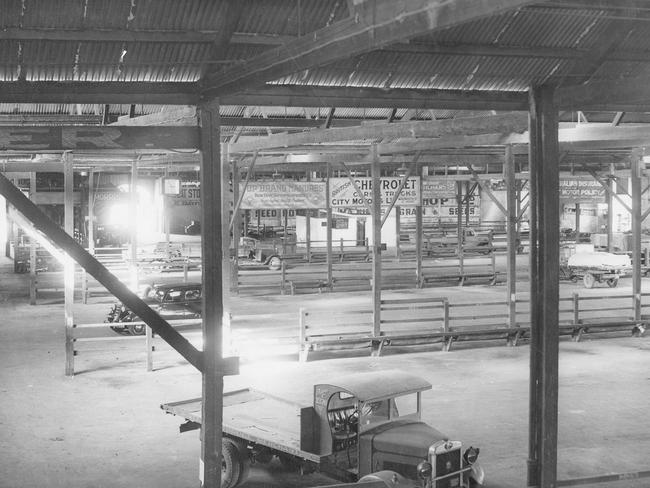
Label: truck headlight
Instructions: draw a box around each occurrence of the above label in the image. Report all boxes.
[463,446,480,465]
[417,461,432,479]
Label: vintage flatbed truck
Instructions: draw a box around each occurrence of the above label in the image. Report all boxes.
[161,371,484,488]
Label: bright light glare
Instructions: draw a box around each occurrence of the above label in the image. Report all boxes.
[109,184,159,244]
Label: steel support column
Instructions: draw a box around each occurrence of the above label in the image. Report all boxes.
[198,99,225,488]
[527,85,560,488]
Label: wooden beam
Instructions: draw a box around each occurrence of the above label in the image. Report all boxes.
[113,106,197,126]
[222,85,529,111]
[556,76,650,111]
[0,125,199,150]
[0,27,296,45]
[200,0,539,96]
[229,112,529,152]
[0,81,198,105]
[0,172,203,370]
[375,122,650,154]
[387,41,650,64]
[0,81,528,110]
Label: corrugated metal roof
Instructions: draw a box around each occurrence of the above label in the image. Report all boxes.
[0,1,648,125]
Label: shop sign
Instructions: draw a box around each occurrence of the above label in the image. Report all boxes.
[171,181,201,206]
[560,179,606,201]
[240,181,326,209]
[421,179,457,202]
[329,177,420,207]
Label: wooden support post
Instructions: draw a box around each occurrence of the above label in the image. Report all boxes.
[465,181,471,226]
[631,150,643,321]
[231,159,240,294]
[506,146,517,328]
[442,298,449,332]
[608,164,615,253]
[527,85,560,488]
[29,172,36,305]
[456,181,464,276]
[84,170,95,304]
[221,144,232,329]
[372,146,382,337]
[145,322,153,372]
[416,203,423,286]
[573,292,580,325]
[326,164,333,285]
[198,99,226,488]
[130,160,139,292]
[395,205,401,260]
[306,171,311,260]
[298,308,308,362]
[63,152,75,377]
[575,202,581,241]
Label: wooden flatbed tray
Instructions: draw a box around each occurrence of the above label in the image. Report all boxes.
[161,388,322,463]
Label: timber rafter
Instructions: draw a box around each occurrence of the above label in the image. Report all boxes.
[200,0,539,97]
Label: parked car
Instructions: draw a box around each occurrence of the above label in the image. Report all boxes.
[105,282,202,335]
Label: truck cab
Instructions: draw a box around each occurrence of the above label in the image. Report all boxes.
[313,371,482,487]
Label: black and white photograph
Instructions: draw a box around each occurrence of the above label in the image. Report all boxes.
[1,1,649,487]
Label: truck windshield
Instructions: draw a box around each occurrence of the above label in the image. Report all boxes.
[360,393,418,426]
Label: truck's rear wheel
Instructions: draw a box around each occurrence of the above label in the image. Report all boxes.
[606,277,619,288]
[583,273,596,289]
[221,438,242,488]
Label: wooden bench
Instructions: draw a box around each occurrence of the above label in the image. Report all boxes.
[560,319,647,341]
[331,275,372,291]
[298,296,649,361]
[287,278,332,295]
[419,271,499,287]
[298,307,374,361]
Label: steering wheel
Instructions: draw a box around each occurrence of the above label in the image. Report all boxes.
[346,408,359,432]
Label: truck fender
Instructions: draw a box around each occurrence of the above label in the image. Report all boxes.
[469,460,485,486]
[358,471,416,488]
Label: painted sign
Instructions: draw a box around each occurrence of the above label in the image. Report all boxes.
[329,177,420,207]
[170,182,201,207]
[559,179,606,201]
[422,179,457,203]
[240,181,326,209]
[400,195,481,224]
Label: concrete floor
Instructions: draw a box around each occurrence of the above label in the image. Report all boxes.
[1,257,649,488]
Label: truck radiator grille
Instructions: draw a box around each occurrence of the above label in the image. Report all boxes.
[434,448,462,487]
